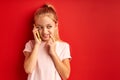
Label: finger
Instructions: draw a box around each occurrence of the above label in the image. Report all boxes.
[33,24,36,28]
[33,24,38,29]
[50,35,55,42]
[33,28,38,35]
[38,31,41,38]
[36,31,40,39]
[33,24,41,42]
[33,24,39,32]
[33,28,39,39]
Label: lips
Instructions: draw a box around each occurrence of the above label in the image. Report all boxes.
[42,34,50,38]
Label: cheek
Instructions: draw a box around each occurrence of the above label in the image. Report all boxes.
[49,29,55,35]
[39,30,42,35]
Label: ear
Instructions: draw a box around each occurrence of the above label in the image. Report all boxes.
[55,22,58,28]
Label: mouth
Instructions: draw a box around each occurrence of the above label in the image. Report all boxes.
[42,34,50,39]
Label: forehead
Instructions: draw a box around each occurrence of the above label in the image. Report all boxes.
[34,15,55,26]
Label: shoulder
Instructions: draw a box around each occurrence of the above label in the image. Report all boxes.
[26,40,35,45]
[56,40,70,48]
[24,40,35,49]
[23,40,35,54]
[57,40,70,45]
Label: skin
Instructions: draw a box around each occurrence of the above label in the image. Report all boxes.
[24,15,71,80]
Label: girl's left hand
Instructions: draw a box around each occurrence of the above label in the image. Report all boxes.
[45,35,56,55]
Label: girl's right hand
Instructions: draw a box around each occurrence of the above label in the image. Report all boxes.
[32,24,41,45]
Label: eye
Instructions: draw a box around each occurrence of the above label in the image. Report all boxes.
[36,26,43,30]
[47,25,52,29]
[39,26,44,30]
[36,26,39,29]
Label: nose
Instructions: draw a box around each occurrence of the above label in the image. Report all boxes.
[43,27,48,34]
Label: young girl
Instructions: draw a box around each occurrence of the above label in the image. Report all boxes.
[23,4,71,80]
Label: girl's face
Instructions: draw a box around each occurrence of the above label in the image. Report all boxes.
[34,15,57,41]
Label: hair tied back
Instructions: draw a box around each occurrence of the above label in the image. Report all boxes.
[43,3,56,12]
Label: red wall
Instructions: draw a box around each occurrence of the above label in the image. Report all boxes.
[0,0,120,80]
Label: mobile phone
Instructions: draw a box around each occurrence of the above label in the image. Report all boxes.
[36,30,41,40]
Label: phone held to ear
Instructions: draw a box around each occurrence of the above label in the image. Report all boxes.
[36,30,41,41]
[33,24,41,41]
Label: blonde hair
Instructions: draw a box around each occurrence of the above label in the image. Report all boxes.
[34,4,60,41]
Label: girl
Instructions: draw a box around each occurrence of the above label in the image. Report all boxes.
[23,4,71,80]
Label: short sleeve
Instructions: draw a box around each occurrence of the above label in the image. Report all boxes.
[23,40,33,53]
[61,43,71,60]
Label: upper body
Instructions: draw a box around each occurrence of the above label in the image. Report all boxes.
[23,4,71,80]
[23,40,71,80]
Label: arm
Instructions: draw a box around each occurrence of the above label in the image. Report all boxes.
[24,25,41,74]
[46,36,71,80]
[24,44,39,74]
[50,53,71,80]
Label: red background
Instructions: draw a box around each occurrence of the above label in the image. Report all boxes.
[0,0,120,80]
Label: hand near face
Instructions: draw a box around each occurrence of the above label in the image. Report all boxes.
[33,24,41,45]
[45,35,56,55]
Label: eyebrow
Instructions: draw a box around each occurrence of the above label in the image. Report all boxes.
[36,24,52,26]
[47,24,52,25]
[35,24,41,26]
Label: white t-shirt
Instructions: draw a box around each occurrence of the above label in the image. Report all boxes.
[23,40,71,80]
